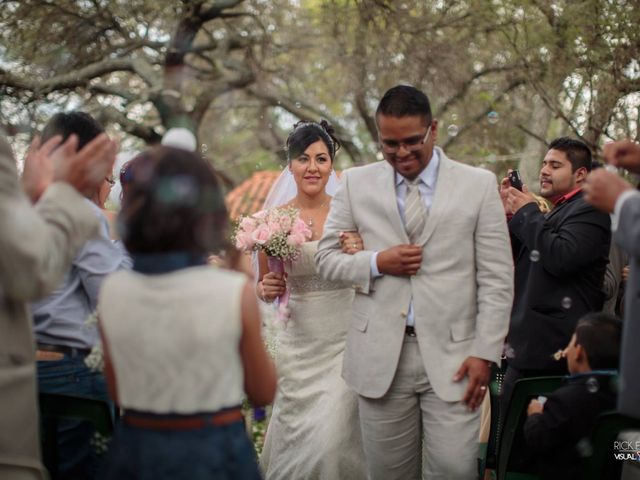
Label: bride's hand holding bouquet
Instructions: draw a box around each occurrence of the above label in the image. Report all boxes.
[234,207,312,326]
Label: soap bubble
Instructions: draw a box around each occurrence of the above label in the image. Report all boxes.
[503,343,515,359]
[586,377,600,393]
[576,438,593,458]
[529,250,540,262]
[487,111,500,124]
[295,102,302,109]
[447,124,459,137]
[604,164,618,173]
[561,297,572,310]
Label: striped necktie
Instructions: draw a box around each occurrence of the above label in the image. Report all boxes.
[404,177,427,243]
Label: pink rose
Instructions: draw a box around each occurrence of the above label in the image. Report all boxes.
[266,217,284,236]
[251,223,271,245]
[239,216,257,233]
[291,218,312,239]
[286,231,306,246]
[235,232,254,251]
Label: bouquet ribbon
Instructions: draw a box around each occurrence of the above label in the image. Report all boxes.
[267,256,291,327]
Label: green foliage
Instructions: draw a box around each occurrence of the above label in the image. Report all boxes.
[0,0,638,184]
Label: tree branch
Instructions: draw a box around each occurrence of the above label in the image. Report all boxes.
[516,124,548,146]
[94,106,162,144]
[248,87,364,165]
[0,57,159,95]
[200,0,245,21]
[442,78,527,149]
[87,83,138,103]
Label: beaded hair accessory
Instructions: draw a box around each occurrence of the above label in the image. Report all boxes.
[285,119,341,161]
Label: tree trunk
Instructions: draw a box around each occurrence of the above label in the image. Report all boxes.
[519,96,553,191]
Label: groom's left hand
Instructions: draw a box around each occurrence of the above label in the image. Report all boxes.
[453,356,491,411]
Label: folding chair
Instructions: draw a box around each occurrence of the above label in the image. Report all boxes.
[581,411,640,480]
[496,376,565,480]
[39,392,114,478]
[478,361,507,479]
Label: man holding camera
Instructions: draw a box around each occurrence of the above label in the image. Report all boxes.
[499,137,611,407]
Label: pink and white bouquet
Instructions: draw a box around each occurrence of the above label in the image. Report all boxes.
[234,206,312,260]
[234,207,312,327]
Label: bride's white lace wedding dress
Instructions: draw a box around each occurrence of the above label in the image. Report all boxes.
[260,240,367,480]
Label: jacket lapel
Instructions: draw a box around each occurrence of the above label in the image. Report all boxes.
[419,149,453,246]
[377,162,409,243]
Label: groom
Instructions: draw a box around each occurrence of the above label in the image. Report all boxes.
[316,85,514,479]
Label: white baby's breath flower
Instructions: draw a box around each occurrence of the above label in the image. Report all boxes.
[84,344,104,372]
[83,311,99,329]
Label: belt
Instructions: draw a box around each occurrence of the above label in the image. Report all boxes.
[405,325,416,337]
[36,343,90,355]
[123,407,244,431]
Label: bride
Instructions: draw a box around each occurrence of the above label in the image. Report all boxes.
[257,120,366,480]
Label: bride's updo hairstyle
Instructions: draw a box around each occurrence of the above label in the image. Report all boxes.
[285,119,341,163]
[119,146,229,255]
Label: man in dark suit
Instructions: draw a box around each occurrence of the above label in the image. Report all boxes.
[583,139,640,419]
[499,137,612,406]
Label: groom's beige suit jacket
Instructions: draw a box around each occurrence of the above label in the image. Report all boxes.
[316,148,514,401]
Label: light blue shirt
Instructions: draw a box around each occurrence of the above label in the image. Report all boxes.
[370,149,441,326]
[31,201,132,349]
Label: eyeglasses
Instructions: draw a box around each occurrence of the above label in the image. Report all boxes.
[105,177,116,186]
[380,126,432,154]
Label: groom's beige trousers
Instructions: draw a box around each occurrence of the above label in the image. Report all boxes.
[358,335,480,480]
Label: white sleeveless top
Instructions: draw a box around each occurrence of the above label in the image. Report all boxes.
[98,266,246,414]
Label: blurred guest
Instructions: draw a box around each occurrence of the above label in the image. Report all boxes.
[120,154,252,277]
[98,147,276,480]
[602,242,628,316]
[531,192,551,214]
[0,130,116,480]
[29,112,130,479]
[500,137,611,407]
[524,312,621,479]
[584,139,640,419]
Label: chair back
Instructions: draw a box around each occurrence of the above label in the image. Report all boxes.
[478,361,507,477]
[496,376,565,480]
[39,392,114,477]
[581,411,640,480]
